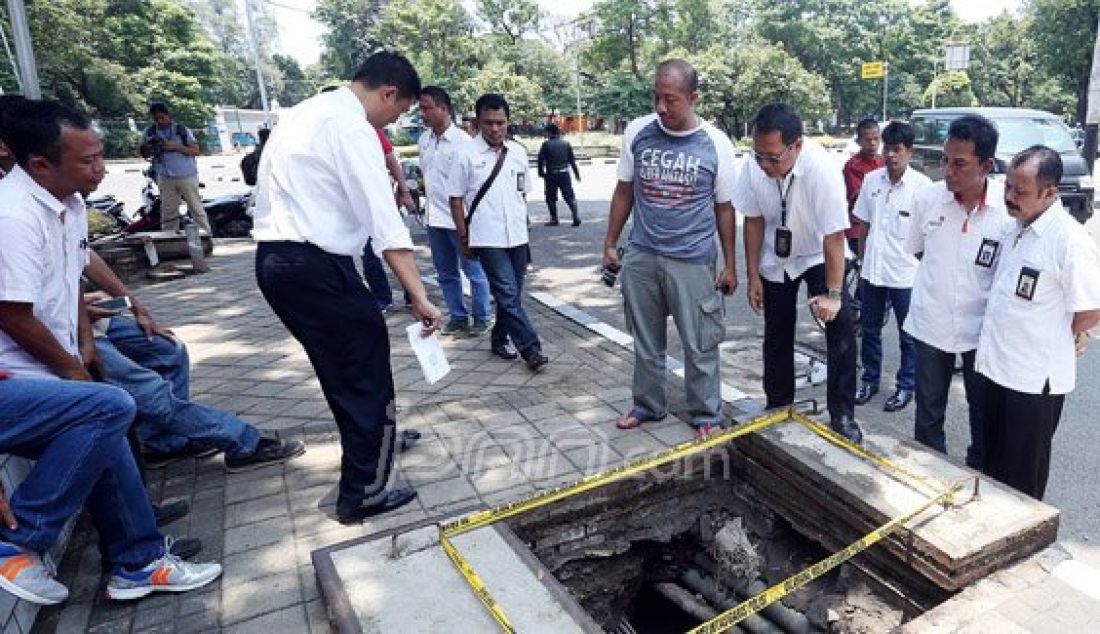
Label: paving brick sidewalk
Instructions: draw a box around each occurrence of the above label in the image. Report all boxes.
[32,241,708,633]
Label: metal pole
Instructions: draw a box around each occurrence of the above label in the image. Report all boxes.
[883,62,889,121]
[243,0,270,124]
[575,48,583,150]
[931,60,938,109]
[1083,13,1100,175]
[5,0,39,98]
[0,16,23,93]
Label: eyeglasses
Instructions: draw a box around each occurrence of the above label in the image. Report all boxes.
[753,142,796,165]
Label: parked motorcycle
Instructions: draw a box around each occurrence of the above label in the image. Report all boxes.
[124,167,253,238]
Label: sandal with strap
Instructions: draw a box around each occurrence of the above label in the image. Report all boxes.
[615,407,665,430]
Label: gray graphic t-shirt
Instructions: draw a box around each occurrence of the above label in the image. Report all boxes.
[617,113,738,261]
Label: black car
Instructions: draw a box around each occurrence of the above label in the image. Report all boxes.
[909,107,1095,223]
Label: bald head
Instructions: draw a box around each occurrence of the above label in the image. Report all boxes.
[656,59,698,94]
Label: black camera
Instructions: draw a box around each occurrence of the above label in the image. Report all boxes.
[601,247,624,287]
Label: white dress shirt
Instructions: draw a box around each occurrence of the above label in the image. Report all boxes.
[251,87,413,258]
[904,179,1016,352]
[733,138,850,282]
[446,135,532,249]
[976,201,1100,394]
[0,167,90,379]
[418,123,468,230]
[853,166,932,288]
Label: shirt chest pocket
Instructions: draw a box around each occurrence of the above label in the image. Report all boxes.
[1011,259,1054,304]
[890,209,912,240]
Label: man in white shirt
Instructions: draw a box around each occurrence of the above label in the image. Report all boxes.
[0,98,221,604]
[905,115,1015,469]
[735,103,861,444]
[448,93,548,372]
[852,121,931,413]
[253,52,442,525]
[418,86,492,337]
[976,146,1100,499]
[601,59,738,438]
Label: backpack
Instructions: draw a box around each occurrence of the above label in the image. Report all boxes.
[240,149,261,186]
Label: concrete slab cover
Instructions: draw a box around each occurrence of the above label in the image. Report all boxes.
[328,525,588,633]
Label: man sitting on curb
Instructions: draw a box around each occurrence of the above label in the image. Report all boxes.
[0,97,222,605]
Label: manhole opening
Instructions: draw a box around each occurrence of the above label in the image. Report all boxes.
[505,449,937,633]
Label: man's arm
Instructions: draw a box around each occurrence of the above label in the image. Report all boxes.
[602,181,634,268]
[537,143,547,178]
[384,149,415,211]
[1072,310,1100,336]
[715,201,737,293]
[0,302,90,380]
[568,144,580,180]
[84,251,167,340]
[743,216,765,313]
[162,130,201,157]
[382,248,441,332]
[450,196,471,256]
[806,231,848,323]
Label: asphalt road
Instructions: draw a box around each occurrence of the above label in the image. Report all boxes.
[95,152,1100,552]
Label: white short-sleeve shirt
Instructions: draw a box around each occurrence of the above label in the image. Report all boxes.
[904,179,1016,352]
[418,123,468,230]
[732,138,851,282]
[0,167,90,379]
[251,87,414,258]
[976,201,1100,394]
[853,166,932,288]
[446,135,531,249]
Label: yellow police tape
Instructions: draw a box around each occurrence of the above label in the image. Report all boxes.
[687,479,964,634]
[435,408,962,633]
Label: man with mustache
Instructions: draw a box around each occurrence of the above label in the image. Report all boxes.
[975,145,1100,499]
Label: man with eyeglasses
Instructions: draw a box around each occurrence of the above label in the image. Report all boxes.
[905,115,1014,469]
[735,103,861,444]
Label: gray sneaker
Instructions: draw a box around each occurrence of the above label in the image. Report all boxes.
[0,541,68,605]
[106,542,222,601]
[441,320,470,336]
[468,319,492,336]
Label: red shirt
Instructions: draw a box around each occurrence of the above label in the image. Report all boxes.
[842,153,885,239]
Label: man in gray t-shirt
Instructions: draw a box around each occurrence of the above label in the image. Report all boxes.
[140,102,210,233]
[602,59,739,437]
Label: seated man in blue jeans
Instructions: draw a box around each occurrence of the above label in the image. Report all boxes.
[82,250,305,471]
[0,98,222,605]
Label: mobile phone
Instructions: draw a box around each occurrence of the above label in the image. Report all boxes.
[93,296,132,311]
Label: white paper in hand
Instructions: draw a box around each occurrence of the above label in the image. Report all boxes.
[406,322,451,385]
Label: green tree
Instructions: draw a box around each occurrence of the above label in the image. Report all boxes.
[476,0,540,45]
[372,0,477,88]
[454,61,545,122]
[271,54,317,107]
[968,11,1073,114]
[1026,0,1099,123]
[315,0,388,79]
[587,70,650,126]
[921,71,978,107]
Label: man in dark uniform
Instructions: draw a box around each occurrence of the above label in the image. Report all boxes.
[537,123,582,227]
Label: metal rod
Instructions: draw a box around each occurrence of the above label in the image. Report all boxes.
[243,0,270,124]
[5,0,39,97]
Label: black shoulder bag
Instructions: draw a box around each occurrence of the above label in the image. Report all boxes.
[464,146,509,226]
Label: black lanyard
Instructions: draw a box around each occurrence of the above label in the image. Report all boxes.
[776,174,795,227]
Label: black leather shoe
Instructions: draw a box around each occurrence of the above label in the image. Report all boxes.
[168,537,202,560]
[524,350,549,372]
[337,487,419,525]
[544,219,560,226]
[830,416,863,445]
[399,429,421,452]
[854,383,879,405]
[571,217,581,227]
[153,500,189,527]
[884,388,914,412]
[491,344,518,360]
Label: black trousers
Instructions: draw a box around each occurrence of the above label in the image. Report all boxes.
[914,341,985,468]
[761,263,857,419]
[255,241,397,514]
[544,171,578,221]
[980,374,1064,500]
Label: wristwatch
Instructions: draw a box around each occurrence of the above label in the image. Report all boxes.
[827,287,842,301]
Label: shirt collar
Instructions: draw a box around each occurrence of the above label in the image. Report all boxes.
[1020,198,1064,237]
[8,166,72,217]
[474,134,506,154]
[952,178,990,210]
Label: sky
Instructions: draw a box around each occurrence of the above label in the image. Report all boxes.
[263,0,1025,67]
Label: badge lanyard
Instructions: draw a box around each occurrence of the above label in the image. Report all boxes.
[777,174,795,227]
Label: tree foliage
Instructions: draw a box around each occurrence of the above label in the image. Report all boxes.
[1027,0,1099,123]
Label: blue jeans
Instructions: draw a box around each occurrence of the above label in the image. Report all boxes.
[0,378,162,567]
[476,246,541,356]
[101,318,261,459]
[361,238,393,309]
[859,281,916,391]
[426,226,491,324]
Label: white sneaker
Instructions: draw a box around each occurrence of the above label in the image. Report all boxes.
[105,540,221,601]
[0,540,69,605]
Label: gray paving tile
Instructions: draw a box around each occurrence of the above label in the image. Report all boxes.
[220,570,302,625]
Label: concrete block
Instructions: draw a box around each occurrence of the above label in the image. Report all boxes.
[221,569,302,625]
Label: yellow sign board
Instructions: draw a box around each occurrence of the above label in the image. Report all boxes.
[861,61,885,79]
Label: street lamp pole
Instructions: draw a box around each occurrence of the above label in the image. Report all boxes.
[243,0,270,125]
[5,0,40,98]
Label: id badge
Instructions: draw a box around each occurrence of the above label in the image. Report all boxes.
[774,226,792,258]
[516,172,525,192]
[1016,266,1039,300]
[975,238,1000,268]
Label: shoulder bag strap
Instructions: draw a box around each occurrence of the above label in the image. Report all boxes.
[465,145,509,226]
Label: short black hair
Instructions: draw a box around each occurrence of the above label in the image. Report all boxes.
[257,128,271,144]
[881,121,915,148]
[4,98,92,167]
[0,94,29,143]
[751,103,803,145]
[149,101,170,116]
[351,51,421,101]
[1011,145,1063,189]
[420,85,452,115]
[545,123,560,136]
[948,115,999,163]
[856,118,880,135]
[656,58,699,93]
[474,93,510,119]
